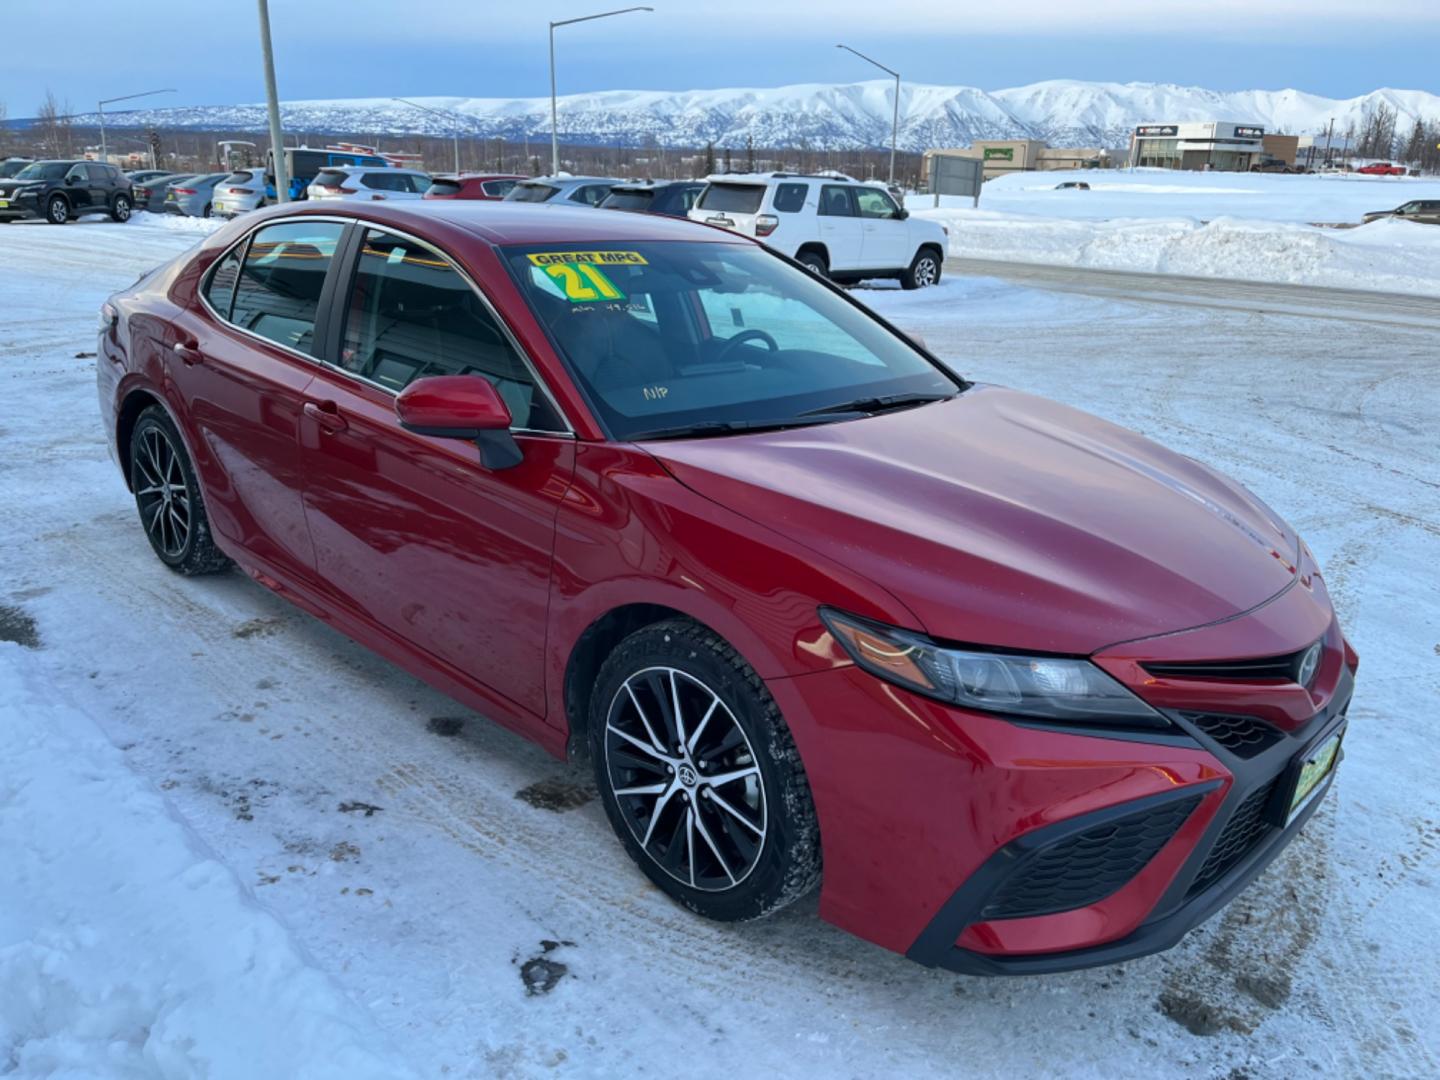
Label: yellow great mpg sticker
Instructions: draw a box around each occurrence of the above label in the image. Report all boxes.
[528,251,645,303]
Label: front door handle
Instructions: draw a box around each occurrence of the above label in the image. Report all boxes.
[303,400,348,434]
[172,341,203,366]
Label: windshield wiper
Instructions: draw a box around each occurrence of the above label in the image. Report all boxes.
[628,413,859,441]
[797,391,955,418]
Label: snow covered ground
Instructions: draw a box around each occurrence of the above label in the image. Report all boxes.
[909,169,1440,295]
[2,216,1438,1079]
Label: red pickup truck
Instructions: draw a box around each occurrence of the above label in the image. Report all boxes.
[1356,162,1407,176]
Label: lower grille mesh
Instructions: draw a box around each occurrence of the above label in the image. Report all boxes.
[1187,777,1281,897]
[1181,711,1284,758]
[981,795,1202,921]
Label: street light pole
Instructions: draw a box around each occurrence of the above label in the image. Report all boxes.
[394,98,464,173]
[96,88,176,164]
[548,7,653,176]
[256,0,290,203]
[836,44,900,186]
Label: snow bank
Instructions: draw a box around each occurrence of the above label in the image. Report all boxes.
[0,644,413,1080]
[916,208,1440,295]
[913,168,1440,225]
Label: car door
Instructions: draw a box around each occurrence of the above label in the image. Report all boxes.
[854,186,910,270]
[170,218,347,582]
[817,185,863,271]
[297,225,575,719]
[1417,201,1440,225]
[64,164,92,213]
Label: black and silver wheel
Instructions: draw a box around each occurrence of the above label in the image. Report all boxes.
[590,620,820,921]
[796,249,829,278]
[129,406,230,575]
[111,194,132,222]
[46,196,69,225]
[902,248,941,290]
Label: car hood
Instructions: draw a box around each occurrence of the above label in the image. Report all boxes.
[646,385,1300,655]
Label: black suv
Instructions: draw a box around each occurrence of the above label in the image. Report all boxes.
[0,160,134,225]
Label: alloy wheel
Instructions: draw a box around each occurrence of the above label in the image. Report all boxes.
[914,255,939,286]
[603,666,767,892]
[133,426,192,558]
[47,197,68,224]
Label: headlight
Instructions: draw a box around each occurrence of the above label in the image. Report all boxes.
[819,608,1168,729]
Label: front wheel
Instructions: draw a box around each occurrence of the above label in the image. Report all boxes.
[590,620,821,922]
[129,406,231,575]
[796,250,829,279]
[46,196,69,225]
[111,194,132,222]
[902,248,942,290]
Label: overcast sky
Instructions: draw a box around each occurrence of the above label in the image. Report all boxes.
[1,0,1434,116]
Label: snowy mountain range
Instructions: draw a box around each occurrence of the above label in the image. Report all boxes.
[42,79,1440,151]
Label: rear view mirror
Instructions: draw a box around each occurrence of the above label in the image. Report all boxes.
[395,375,522,470]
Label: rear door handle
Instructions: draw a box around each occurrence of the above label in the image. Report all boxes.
[303,400,348,434]
[172,341,203,366]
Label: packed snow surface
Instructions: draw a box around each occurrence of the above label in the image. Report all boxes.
[46,78,1440,152]
[1,215,1437,1078]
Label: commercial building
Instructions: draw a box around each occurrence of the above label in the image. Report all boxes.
[923,140,1114,183]
[1127,122,1267,172]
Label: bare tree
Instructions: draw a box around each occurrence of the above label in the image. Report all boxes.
[36,89,73,157]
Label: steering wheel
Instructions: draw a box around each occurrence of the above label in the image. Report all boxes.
[714,328,779,364]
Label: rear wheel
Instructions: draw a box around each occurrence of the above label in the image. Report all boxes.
[129,406,230,575]
[902,248,942,290]
[46,196,69,225]
[796,249,829,279]
[202,203,213,218]
[111,194,132,222]
[589,619,821,922]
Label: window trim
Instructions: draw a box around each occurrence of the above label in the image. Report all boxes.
[321,220,575,438]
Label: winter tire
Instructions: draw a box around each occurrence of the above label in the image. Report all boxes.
[46,196,69,225]
[111,194,132,222]
[129,406,231,575]
[902,249,941,290]
[796,250,829,279]
[590,619,821,922]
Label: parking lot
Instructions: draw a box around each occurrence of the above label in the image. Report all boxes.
[1,218,1436,1078]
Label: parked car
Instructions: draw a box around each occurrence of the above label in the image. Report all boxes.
[1054,181,1091,190]
[425,173,526,200]
[211,168,268,218]
[307,165,432,202]
[265,146,389,203]
[0,157,36,179]
[0,160,133,224]
[163,173,228,217]
[1361,199,1440,225]
[503,175,620,207]
[1356,162,1407,176]
[98,200,1355,975]
[689,171,946,288]
[126,169,176,185]
[600,180,707,217]
[134,174,195,213]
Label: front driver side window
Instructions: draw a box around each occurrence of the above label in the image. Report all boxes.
[855,188,900,219]
[339,228,563,431]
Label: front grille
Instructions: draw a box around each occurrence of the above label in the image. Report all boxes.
[1180,711,1284,758]
[1186,777,1281,897]
[981,795,1202,921]
[1143,649,1307,681]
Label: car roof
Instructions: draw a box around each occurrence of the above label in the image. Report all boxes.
[256,199,746,247]
[610,179,700,191]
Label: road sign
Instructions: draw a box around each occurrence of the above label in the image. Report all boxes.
[929,154,983,208]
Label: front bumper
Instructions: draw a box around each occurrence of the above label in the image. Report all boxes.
[0,191,42,219]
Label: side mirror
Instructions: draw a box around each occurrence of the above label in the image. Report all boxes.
[896,208,910,220]
[395,375,522,470]
[67,174,80,185]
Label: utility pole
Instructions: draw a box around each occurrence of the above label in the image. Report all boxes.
[97,88,175,164]
[257,0,289,203]
[836,44,901,185]
[549,7,653,176]
[1324,117,1335,168]
[394,98,462,173]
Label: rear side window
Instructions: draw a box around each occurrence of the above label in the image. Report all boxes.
[697,183,765,214]
[571,184,612,206]
[818,186,855,217]
[204,245,244,320]
[338,229,562,431]
[772,183,808,213]
[361,172,403,191]
[229,221,345,355]
[482,179,517,197]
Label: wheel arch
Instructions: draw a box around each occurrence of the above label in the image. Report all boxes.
[794,242,829,268]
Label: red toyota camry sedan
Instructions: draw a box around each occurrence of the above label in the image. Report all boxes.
[97,201,1355,974]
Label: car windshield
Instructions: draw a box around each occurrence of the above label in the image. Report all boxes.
[508,183,560,203]
[503,241,961,440]
[15,162,69,181]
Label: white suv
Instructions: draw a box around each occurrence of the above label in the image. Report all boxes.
[688,173,947,288]
[307,165,432,202]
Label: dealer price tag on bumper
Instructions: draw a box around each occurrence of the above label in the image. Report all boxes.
[1287,728,1343,825]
